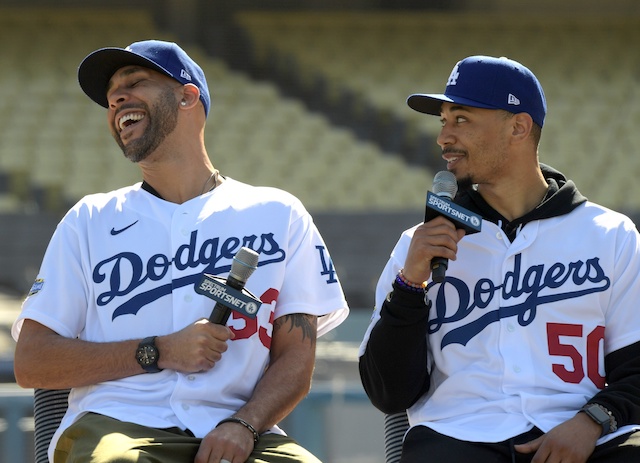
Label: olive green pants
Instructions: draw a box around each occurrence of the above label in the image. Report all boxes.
[54,413,322,463]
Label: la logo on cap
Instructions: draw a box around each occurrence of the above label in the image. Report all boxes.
[446,64,460,86]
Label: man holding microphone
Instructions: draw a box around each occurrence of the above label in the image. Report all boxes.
[359,55,640,462]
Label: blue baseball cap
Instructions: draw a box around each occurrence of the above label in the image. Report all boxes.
[78,40,211,117]
[407,55,546,127]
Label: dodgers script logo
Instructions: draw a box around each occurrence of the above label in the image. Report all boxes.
[93,231,286,320]
[428,254,610,348]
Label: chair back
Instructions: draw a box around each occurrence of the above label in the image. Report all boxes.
[33,388,71,463]
[384,411,410,463]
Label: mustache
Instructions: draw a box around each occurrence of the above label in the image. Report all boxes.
[442,147,467,156]
[117,103,146,112]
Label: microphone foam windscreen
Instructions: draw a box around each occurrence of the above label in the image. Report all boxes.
[229,247,260,283]
[433,171,458,199]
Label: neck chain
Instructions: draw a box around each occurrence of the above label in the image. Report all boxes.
[200,169,219,195]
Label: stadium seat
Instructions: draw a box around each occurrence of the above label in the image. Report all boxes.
[234,11,640,212]
[4,8,638,214]
[0,6,437,214]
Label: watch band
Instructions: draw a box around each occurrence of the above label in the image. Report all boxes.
[580,403,617,437]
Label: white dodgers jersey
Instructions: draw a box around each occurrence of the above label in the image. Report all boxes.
[360,202,640,444]
[13,178,349,460]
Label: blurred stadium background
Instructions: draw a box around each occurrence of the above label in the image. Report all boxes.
[0,0,639,461]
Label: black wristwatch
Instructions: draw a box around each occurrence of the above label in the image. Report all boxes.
[135,336,163,373]
[580,403,617,437]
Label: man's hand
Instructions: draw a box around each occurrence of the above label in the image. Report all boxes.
[402,215,466,284]
[193,313,318,463]
[195,421,254,463]
[157,319,234,373]
[514,412,601,462]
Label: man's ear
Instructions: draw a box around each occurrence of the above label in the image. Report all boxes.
[511,112,533,142]
[179,83,201,110]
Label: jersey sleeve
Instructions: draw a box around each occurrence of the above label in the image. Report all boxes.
[602,216,640,353]
[272,205,348,338]
[12,216,89,341]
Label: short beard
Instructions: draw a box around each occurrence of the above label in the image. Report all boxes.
[114,89,179,163]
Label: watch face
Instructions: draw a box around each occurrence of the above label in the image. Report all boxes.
[137,345,158,366]
[586,405,610,424]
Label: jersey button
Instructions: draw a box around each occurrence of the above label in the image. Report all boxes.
[496,232,502,240]
[182,403,190,411]
[513,366,522,373]
[187,375,196,381]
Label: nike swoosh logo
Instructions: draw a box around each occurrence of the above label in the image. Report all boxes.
[110,220,139,236]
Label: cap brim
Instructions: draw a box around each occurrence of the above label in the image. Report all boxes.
[407,93,499,115]
[78,48,172,108]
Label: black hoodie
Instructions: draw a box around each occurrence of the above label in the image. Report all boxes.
[457,164,586,241]
[359,164,640,433]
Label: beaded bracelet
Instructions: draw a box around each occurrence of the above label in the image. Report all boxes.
[217,417,260,443]
[395,269,425,293]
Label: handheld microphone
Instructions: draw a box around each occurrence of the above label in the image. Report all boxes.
[425,171,482,283]
[194,247,261,325]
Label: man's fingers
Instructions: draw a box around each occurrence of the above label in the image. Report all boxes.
[514,437,541,454]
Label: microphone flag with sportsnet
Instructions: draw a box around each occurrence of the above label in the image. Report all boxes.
[425,171,482,283]
[195,247,262,325]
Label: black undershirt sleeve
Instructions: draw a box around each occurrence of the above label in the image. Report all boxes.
[359,281,431,414]
[588,340,640,428]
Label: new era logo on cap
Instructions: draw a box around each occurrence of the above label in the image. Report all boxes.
[407,55,547,127]
[180,69,192,82]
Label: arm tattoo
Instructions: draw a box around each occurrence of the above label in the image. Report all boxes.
[274,314,317,348]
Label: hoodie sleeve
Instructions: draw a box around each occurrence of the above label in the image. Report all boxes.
[588,341,640,429]
[359,281,432,414]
